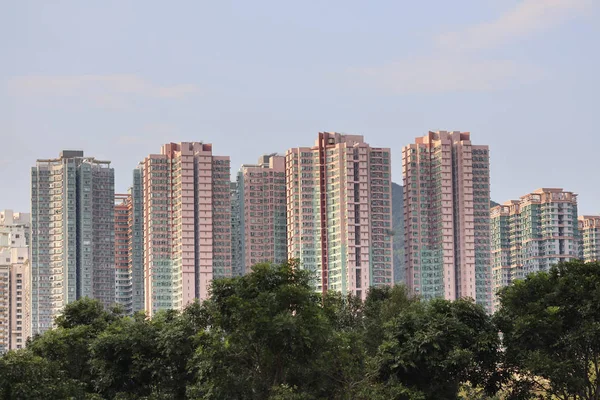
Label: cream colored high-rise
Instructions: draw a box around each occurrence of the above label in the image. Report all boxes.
[0,210,31,352]
[286,132,393,300]
[490,188,579,311]
[578,215,600,262]
[403,131,492,312]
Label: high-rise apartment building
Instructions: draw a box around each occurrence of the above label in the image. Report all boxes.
[232,154,287,275]
[286,132,393,300]
[230,182,242,276]
[113,190,144,315]
[138,142,231,317]
[403,131,491,312]
[491,188,579,310]
[129,170,145,314]
[579,215,600,262]
[489,200,517,304]
[0,210,31,352]
[31,151,115,333]
[114,194,132,313]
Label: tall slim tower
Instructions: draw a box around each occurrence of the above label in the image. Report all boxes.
[232,154,287,275]
[403,131,491,312]
[230,182,242,276]
[138,142,231,317]
[491,188,579,310]
[114,194,132,313]
[31,151,115,333]
[0,210,31,352]
[129,169,144,314]
[286,132,393,300]
[113,189,144,315]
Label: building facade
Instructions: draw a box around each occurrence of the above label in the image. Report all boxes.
[286,132,393,300]
[230,182,242,276]
[0,210,31,352]
[403,131,492,312]
[113,190,144,316]
[489,201,516,308]
[129,170,145,314]
[31,151,115,333]
[138,142,231,317]
[579,215,600,262]
[232,154,287,275]
[114,194,132,313]
[491,188,580,310]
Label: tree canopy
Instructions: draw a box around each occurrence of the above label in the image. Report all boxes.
[3,259,597,399]
[496,260,600,400]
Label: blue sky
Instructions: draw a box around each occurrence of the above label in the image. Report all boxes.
[1,0,599,213]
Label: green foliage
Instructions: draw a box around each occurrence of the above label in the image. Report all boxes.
[189,260,337,399]
[375,298,500,400]
[55,296,122,330]
[363,285,415,355]
[0,350,85,399]
[459,383,503,400]
[89,314,161,398]
[495,260,600,400]
[267,384,316,400]
[27,296,124,392]
[1,260,504,399]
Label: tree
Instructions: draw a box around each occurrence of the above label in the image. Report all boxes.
[188,260,335,399]
[89,313,161,399]
[27,297,122,391]
[154,302,209,398]
[54,297,122,331]
[362,285,415,356]
[0,350,86,399]
[496,260,600,400]
[375,298,500,400]
[318,285,426,399]
[0,262,526,399]
[318,292,368,399]
[89,303,209,399]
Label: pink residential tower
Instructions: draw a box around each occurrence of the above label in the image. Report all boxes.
[403,131,492,312]
[114,194,132,314]
[232,154,287,275]
[286,132,393,300]
[137,142,231,316]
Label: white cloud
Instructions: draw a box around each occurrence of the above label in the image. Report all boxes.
[347,0,592,94]
[7,74,199,108]
[437,0,594,51]
[349,56,545,94]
